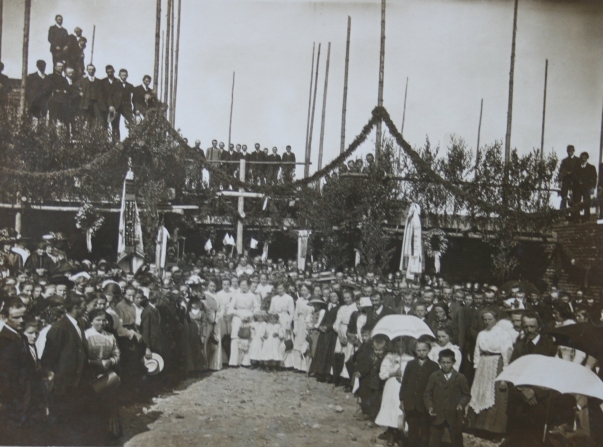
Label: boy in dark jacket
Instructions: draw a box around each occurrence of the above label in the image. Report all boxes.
[423,349,471,447]
[353,335,387,421]
[400,339,439,447]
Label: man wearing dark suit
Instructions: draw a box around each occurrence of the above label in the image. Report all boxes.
[502,312,560,447]
[423,349,471,447]
[24,243,54,275]
[47,61,69,123]
[0,299,30,421]
[64,67,81,125]
[573,151,597,219]
[364,293,395,331]
[100,65,122,138]
[558,145,579,209]
[268,147,281,184]
[250,143,265,184]
[41,294,88,422]
[132,75,157,118]
[48,15,69,65]
[140,292,165,362]
[113,68,134,138]
[400,292,415,315]
[66,28,85,79]
[281,145,296,183]
[400,340,440,447]
[26,60,51,118]
[78,64,105,123]
[241,145,252,179]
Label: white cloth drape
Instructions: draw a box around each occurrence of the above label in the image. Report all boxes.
[400,203,422,279]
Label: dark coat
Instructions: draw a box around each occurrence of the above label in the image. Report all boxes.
[41,316,87,393]
[423,369,471,427]
[100,77,121,109]
[400,358,440,413]
[48,25,68,53]
[364,305,396,331]
[0,326,33,413]
[24,253,54,273]
[0,73,11,103]
[132,85,157,114]
[116,81,134,111]
[140,304,164,354]
[25,72,51,111]
[575,162,597,191]
[78,77,105,110]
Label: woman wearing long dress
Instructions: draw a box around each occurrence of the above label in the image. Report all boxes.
[332,288,358,385]
[228,278,261,366]
[307,296,327,365]
[375,337,414,446]
[285,284,314,371]
[206,278,225,371]
[468,308,514,438]
[308,291,341,381]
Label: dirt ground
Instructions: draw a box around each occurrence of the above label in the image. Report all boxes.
[121,367,498,447]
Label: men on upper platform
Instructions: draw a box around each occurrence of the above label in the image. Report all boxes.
[558,145,578,210]
[26,60,51,118]
[132,75,157,118]
[281,145,296,183]
[573,151,597,220]
[48,15,69,65]
[78,64,105,124]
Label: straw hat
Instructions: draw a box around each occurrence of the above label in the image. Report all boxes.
[143,353,165,376]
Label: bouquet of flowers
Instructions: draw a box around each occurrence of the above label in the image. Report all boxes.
[75,202,105,252]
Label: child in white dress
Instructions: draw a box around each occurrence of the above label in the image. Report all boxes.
[261,313,284,371]
[249,312,267,368]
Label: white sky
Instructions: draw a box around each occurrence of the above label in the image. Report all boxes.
[2,0,603,179]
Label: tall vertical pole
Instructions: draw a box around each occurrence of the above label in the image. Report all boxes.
[540,59,548,160]
[476,98,483,169]
[401,77,409,135]
[158,30,164,100]
[153,0,161,91]
[172,0,182,125]
[163,0,172,106]
[305,43,321,178]
[228,72,235,153]
[375,0,386,164]
[90,25,96,65]
[19,0,31,118]
[598,97,603,188]
[168,0,176,125]
[304,43,316,175]
[504,0,519,170]
[237,158,245,256]
[340,17,351,154]
[318,43,331,172]
[0,0,4,61]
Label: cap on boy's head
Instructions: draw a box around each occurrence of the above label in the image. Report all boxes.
[438,348,456,362]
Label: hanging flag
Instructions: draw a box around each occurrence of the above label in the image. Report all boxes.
[297,230,311,271]
[400,203,423,280]
[223,233,235,246]
[155,226,169,275]
[117,169,145,273]
[354,249,361,266]
[250,238,259,249]
[262,196,269,211]
[261,242,269,261]
[204,239,213,252]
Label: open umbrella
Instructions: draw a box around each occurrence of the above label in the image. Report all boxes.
[371,315,434,340]
[547,323,603,361]
[496,354,603,442]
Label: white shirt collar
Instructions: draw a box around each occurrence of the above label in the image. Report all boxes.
[66,314,82,338]
[531,334,541,345]
[444,371,452,380]
[37,70,46,78]
[87,75,96,81]
[3,324,19,335]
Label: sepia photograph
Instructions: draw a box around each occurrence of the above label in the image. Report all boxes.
[0,0,602,445]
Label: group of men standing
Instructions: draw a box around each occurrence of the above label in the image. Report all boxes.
[14,15,158,140]
[558,145,600,220]
[203,140,296,186]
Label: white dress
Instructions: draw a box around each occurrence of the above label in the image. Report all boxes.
[428,342,463,371]
[261,323,285,361]
[248,321,267,361]
[375,353,414,428]
[333,302,358,379]
[269,294,295,329]
[285,297,314,371]
[228,290,260,366]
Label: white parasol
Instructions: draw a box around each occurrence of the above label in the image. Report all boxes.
[371,315,434,340]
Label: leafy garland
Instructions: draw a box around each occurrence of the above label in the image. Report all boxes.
[423,229,448,258]
[75,202,104,236]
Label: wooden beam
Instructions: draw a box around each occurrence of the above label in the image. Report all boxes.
[163,0,172,105]
[504,0,519,168]
[168,0,176,125]
[0,0,4,61]
[19,0,31,118]
[476,98,483,169]
[306,43,321,178]
[153,0,162,92]
[90,25,96,65]
[304,43,315,167]
[217,191,265,199]
[375,0,386,163]
[318,42,331,171]
[228,72,235,154]
[340,17,351,154]
[172,0,182,125]
[540,59,548,160]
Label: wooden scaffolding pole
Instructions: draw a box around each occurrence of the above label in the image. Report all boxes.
[0,0,4,61]
[540,59,548,160]
[163,0,172,106]
[228,72,235,153]
[318,42,331,171]
[476,98,483,168]
[90,25,96,65]
[153,0,162,91]
[304,43,316,174]
[172,0,182,125]
[158,30,164,100]
[375,0,386,163]
[168,0,176,125]
[340,16,351,154]
[305,43,321,178]
[19,0,31,118]
[598,97,603,185]
[504,0,519,169]
[401,77,408,135]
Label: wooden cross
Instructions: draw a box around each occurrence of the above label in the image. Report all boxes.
[216,158,264,255]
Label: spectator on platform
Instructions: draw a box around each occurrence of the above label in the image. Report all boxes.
[66,28,86,79]
[573,152,597,220]
[132,75,156,118]
[101,65,122,139]
[558,145,579,210]
[26,60,51,119]
[268,147,281,184]
[78,64,105,124]
[64,67,81,124]
[0,62,11,108]
[48,15,69,65]
[48,61,69,123]
[251,143,266,184]
[115,68,134,131]
[281,145,296,183]
[193,140,205,159]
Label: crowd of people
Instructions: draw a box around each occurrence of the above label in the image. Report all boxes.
[0,232,602,446]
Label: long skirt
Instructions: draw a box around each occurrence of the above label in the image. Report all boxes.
[375,377,404,429]
[309,329,337,376]
[207,320,223,371]
[469,356,508,434]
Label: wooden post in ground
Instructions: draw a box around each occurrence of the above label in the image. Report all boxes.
[340,17,351,154]
[19,0,31,118]
[163,0,172,106]
[90,25,96,65]
[304,43,316,176]
[306,43,321,178]
[172,0,182,125]
[153,0,161,91]
[318,42,331,172]
[476,98,483,169]
[504,0,519,169]
[375,0,386,164]
[540,59,548,160]
[228,72,235,153]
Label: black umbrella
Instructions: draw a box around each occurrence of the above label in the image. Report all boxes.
[546,322,603,360]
